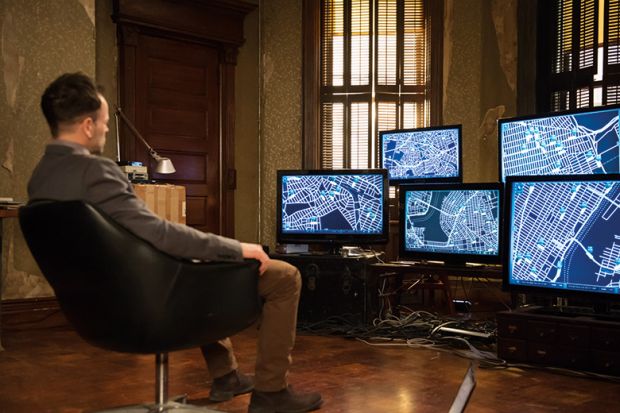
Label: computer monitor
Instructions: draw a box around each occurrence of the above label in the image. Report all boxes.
[499,105,620,182]
[399,183,502,265]
[380,125,463,184]
[276,169,389,248]
[504,174,620,299]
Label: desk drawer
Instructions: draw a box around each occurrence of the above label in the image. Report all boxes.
[591,326,620,351]
[527,342,558,364]
[497,315,527,339]
[591,350,620,375]
[498,337,527,361]
[556,323,589,348]
[556,346,589,370]
[527,320,557,343]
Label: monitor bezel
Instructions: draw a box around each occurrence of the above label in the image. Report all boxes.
[398,182,503,265]
[276,169,390,245]
[497,104,620,182]
[379,124,463,185]
[503,173,620,301]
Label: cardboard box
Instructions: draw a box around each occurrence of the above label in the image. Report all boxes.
[133,184,186,224]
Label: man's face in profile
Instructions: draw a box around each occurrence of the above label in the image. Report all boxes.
[88,94,109,155]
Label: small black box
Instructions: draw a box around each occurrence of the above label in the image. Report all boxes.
[271,254,376,324]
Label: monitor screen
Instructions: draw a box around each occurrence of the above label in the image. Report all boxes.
[276,169,389,245]
[380,125,462,184]
[399,183,502,264]
[499,105,620,182]
[504,174,620,298]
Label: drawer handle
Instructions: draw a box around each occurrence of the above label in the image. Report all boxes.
[508,325,518,334]
[508,346,517,353]
[536,350,547,356]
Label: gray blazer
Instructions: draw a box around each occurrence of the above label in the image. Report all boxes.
[27,141,242,262]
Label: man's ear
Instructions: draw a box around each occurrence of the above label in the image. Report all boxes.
[81,117,95,139]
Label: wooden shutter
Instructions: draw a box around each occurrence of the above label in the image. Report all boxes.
[541,0,600,110]
[318,0,432,169]
[605,0,620,104]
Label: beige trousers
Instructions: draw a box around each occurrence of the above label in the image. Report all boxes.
[200,259,301,392]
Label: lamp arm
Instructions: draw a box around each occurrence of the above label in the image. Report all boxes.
[114,107,162,159]
[114,106,176,175]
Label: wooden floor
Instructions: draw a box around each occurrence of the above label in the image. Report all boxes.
[1,314,620,413]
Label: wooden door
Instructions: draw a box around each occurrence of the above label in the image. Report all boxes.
[114,0,255,237]
[134,34,220,234]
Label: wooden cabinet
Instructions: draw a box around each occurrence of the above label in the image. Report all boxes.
[497,308,620,376]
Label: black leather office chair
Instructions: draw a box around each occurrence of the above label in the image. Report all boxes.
[19,200,261,412]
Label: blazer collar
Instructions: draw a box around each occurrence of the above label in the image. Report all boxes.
[46,140,90,156]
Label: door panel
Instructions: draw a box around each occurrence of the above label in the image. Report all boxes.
[114,0,254,238]
[133,34,220,234]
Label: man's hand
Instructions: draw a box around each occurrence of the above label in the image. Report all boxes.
[240,242,270,275]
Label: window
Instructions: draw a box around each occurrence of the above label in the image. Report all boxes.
[538,0,620,110]
[303,0,443,169]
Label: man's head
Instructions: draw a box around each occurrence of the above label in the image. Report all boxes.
[41,72,109,154]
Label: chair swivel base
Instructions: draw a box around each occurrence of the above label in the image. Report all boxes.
[95,400,224,413]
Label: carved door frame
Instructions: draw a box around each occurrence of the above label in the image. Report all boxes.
[113,0,255,237]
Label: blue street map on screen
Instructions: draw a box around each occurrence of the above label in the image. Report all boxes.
[500,107,620,181]
[508,180,620,294]
[281,174,384,234]
[382,128,460,180]
[404,189,500,256]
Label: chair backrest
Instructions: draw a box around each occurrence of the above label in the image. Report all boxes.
[19,200,261,354]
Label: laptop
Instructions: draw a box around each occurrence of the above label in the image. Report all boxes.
[448,363,477,413]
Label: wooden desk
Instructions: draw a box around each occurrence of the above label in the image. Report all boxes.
[370,261,503,315]
[0,208,19,351]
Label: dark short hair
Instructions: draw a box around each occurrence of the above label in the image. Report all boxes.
[41,72,103,137]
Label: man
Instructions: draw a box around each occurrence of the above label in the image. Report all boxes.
[29,72,322,413]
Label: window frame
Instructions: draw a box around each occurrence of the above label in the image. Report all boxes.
[535,0,620,111]
[302,0,444,169]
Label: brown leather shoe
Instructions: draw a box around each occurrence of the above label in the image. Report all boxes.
[209,369,254,402]
[248,386,322,413]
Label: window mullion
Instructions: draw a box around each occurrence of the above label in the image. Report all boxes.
[397,0,404,130]
[571,0,581,108]
[370,0,377,168]
[315,0,434,169]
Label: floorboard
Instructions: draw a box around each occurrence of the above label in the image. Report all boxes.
[0,315,619,413]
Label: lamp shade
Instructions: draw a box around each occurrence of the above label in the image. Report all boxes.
[155,157,176,174]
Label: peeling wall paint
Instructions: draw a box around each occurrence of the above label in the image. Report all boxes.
[0,0,96,300]
[444,0,517,182]
[2,9,25,111]
[478,105,506,182]
[2,137,13,173]
[78,0,96,26]
[442,0,483,182]
[491,0,517,92]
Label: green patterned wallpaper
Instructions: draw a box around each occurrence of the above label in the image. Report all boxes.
[259,0,303,250]
[0,0,96,299]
